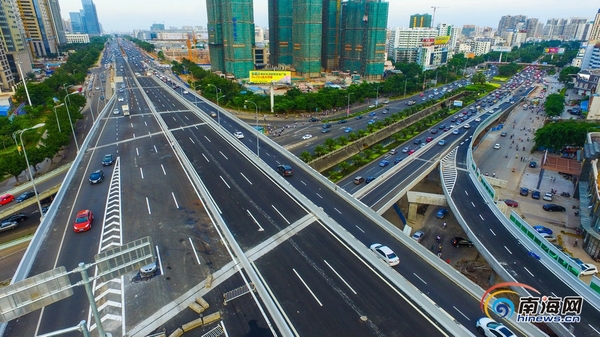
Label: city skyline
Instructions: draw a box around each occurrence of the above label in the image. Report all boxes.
[58,0,599,33]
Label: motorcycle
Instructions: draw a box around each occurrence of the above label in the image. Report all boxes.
[561,192,571,197]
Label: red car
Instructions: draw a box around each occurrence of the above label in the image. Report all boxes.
[73,210,94,232]
[408,149,416,155]
[426,137,433,143]
[0,194,14,206]
[503,199,519,207]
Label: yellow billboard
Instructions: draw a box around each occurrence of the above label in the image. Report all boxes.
[249,71,292,84]
[434,36,450,45]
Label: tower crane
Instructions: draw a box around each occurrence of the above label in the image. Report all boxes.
[431,6,448,29]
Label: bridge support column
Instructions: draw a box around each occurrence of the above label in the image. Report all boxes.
[408,202,418,222]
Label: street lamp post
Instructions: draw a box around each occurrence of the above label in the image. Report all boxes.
[244,100,259,157]
[52,103,64,133]
[376,86,382,108]
[404,79,408,98]
[64,91,81,153]
[346,93,352,117]
[217,95,225,125]
[16,62,32,106]
[14,123,46,219]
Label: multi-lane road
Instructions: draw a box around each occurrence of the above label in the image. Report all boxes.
[5,40,456,337]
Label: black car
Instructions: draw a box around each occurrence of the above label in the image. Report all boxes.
[102,154,114,166]
[452,237,474,247]
[529,161,537,168]
[543,204,566,212]
[276,164,293,177]
[519,187,529,196]
[1,213,27,231]
[365,176,376,184]
[337,119,347,124]
[308,117,320,122]
[531,190,541,199]
[16,191,35,203]
[413,138,422,145]
[89,170,105,184]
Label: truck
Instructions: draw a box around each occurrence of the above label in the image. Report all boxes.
[122,104,129,116]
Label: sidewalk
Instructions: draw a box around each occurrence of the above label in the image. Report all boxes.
[472,80,594,267]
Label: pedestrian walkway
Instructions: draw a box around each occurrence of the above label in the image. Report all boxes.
[472,81,595,268]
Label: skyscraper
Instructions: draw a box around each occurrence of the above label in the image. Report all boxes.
[340,0,388,79]
[70,12,84,33]
[590,9,600,41]
[268,0,388,79]
[81,0,100,35]
[409,13,432,28]
[206,0,255,78]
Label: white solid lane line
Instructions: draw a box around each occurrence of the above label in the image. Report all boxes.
[240,172,252,185]
[171,192,179,209]
[161,164,166,175]
[324,260,357,295]
[271,205,290,224]
[412,273,427,285]
[140,167,144,179]
[247,210,264,231]
[293,268,322,306]
[146,197,151,214]
[220,176,230,189]
[504,246,512,254]
[188,238,201,265]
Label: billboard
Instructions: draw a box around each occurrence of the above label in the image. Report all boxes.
[453,100,463,107]
[422,38,435,46]
[434,36,450,45]
[249,71,291,84]
[544,47,565,54]
[491,46,512,52]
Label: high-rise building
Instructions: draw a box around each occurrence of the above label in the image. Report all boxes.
[461,25,475,38]
[17,0,59,57]
[70,12,83,33]
[81,0,100,35]
[590,9,600,41]
[268,0,293,67]
[150,23,165,31]
[292,0,322,77]
[206,0,255,78]
[497,15,527,35]
[47,0,66,45]
[388,28,438,63]
[409,13,432,28]
[339,0,388,79]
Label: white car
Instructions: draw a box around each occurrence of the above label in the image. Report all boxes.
[113,108,120,115]
[493,144,501,149]
[118,96,124,102]
[412,231,424,243]
[233,131,244,139]
[183,90,189,94]
[370,243,399,266]
[540,233,557,242]
[302,134,313,140]
[475,117,481,122]
[579,263,598,276]
[476,317,515,337]
[543,192,553,201]
[368,104,375,108]
[463,123,471,129]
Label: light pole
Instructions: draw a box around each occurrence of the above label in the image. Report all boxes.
[346,93,352,117]
[52,103,64,133]
[217,95,225,125]
[14,123,46,219]
[403,79,408,98]
[64,90,81,153]
[244,100,259,157]
[16,62,32,106]
[376,86,382,108]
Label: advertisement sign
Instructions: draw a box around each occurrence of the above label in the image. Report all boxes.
[434,36,450,45]
[453,100,463,107]
[544,47,565,55]
[491,46,512,52]
[422,38,434,46]
[249,71,292,84]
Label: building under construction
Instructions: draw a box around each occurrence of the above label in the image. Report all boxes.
[268,0,388,79]
[206,0,255,78]
[339,0,389,79]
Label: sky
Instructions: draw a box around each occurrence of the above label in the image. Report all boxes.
[59,0,599,32]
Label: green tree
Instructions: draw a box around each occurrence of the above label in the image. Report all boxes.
[558,66,580,84]
[544,94,565,117]
[338,161,350,173]
[299,151,312,162]
[472,72,486,85]
[313,145,327,157]
[534,121,599,150]
[324,138,337,151]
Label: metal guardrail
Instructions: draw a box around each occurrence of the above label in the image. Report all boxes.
[440,96,600,336]
[163,80,475,336]
[0,96,116,337]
